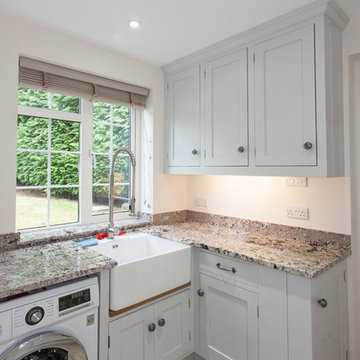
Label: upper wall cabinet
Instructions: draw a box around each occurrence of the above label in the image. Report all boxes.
[204,50,248,167]
[163,0,349,177]
[254,25,316,167]
[166,67,201,167]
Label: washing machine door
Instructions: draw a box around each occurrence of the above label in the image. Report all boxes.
[0,332,87,360]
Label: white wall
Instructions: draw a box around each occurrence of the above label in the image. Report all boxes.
[0,10,187,233]
[343,14,360,360]
[187,176,350,233]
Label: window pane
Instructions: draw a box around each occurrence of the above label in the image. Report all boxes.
[51,119,80,152]
[17,151,47,186]
[51,154,79,185]
[114,184,130,212]
[92,185,109,216]
[93,155,110,184]
[18,87,49,109]
[16,189,47,229]
[113,125,130,148]
[113,105,130,126]
[51,93,80,113]
[17,116,48,150]
[114,155,130,183]
[50,188,79,225]
[93,124,110,153]
[93,101,111,123]
[92,185,129,216]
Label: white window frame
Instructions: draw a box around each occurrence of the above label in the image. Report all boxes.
[17,91,139,232]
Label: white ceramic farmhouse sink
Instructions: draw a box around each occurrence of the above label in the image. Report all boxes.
[92,232,191,311]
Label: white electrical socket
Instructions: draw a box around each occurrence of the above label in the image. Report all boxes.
[194,197,207,207]
[285,177,308,187]
[287,206,309,220]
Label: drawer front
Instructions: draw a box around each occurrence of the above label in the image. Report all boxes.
[198,250,258,287]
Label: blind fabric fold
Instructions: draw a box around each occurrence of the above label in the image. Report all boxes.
[19,57,149,107]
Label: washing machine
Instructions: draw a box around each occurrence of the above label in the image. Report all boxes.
[0,276,99,360]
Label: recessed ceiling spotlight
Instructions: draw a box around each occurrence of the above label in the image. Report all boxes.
[128,20,141,29]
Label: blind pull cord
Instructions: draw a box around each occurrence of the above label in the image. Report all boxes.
[42,72,48,92]
[130,92,134,106]
[90,83,98,102]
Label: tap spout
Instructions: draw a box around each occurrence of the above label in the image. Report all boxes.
[108,147,136,239]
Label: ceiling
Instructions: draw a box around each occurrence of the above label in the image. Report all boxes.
[0,0,359,65]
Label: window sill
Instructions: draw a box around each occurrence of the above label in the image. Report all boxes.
[19,216,152,248]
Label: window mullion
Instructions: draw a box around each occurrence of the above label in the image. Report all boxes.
[80,99,93,224]
[47,118,52,228]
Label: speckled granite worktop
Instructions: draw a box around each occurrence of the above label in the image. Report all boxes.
[140,221,351,278]
[0,241,117,299]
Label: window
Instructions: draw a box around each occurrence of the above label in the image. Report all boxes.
[16,88,134,231]
[16,57,148,231]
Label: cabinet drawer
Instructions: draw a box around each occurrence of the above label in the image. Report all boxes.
[198,250,258,287]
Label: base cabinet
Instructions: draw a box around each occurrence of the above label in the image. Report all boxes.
[109,290,192,360]
[194,249,348,360]
[198,274,258,360]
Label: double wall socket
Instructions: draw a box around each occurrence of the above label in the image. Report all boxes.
[285,177,308,187]
[287,206,309,220]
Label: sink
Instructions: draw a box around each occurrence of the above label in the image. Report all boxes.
[92,232,191,312]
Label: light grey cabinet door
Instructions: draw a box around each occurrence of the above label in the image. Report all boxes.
[204,50,248,167]
[109,306,155,360]
[154,290,191,360]
[199,274,259,360]
[166,67,201,167]
[254,24,317,166]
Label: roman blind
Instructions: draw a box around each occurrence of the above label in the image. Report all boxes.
[19,57,149,106]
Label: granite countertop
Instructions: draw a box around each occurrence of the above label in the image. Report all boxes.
[0,241,117,299]
[140,221,351,278]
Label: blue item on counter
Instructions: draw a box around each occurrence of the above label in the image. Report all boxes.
[76,238,98,247]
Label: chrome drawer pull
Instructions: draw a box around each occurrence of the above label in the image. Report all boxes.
[216,263,236,273]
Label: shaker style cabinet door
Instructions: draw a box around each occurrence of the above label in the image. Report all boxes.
[199,274,259,360]
[254,24,317,166]
[109,306,155,360]
[204,50,248,167]
[154,290,191,360]
[166,67,201,167]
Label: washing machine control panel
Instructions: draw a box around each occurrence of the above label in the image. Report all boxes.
[0,277,99,342]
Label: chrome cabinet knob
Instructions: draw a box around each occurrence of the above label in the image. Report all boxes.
[237,146,245,153]
[158,318,166,327]
[148,323,156,332]
[192,149,198,155]
[198,289,205,297]
[318,298,328,308]
[303,142,313,150]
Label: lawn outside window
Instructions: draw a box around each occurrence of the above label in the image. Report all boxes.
[16,87,135,231]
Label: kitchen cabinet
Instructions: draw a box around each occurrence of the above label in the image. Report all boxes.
[254,24,316,166]
[204,50,248,167]
[193,249,348,360]
[165,67,201,167]
[198,274,258,360]
[163,1,348,176]
[109,290,192,360]
[287,265,348,360]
